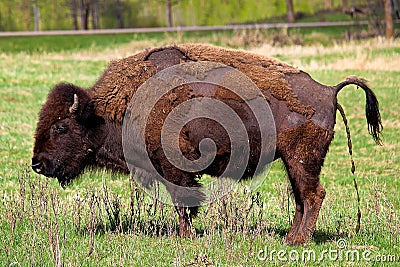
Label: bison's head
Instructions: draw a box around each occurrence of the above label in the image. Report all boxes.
[32,83,104,187]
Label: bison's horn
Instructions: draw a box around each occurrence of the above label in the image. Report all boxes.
[69,94,79,114]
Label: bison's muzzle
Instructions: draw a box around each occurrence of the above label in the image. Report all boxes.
[31,157,43,174]
[32,155,60,181]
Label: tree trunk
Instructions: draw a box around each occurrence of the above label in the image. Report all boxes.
[166,0,173,27]
[83,3,90,30]
[52,0,57,29]
[79,0,90,30]
[285,0,295,23]
[116,0,124,28]
[342,0,349,9]
[384,0,394,39]
[95,3,100,29]
[79,0,84,29]
[33,0,40,31]
[393,0,400,19]
[71,0,78,30]
[325,0,332,10]
[22,0,31,31]
[91,0,98,29]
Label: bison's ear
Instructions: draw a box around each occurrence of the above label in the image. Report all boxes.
[78,99,105,127]
[69,94,104,127]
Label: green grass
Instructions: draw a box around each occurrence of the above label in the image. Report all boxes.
[0,33,157,54]
[0,34,399,266]
[0,24,371,54]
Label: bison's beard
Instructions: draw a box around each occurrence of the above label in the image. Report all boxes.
[49,161,85,188]
[56,174,74,188]
[55,165,86,188]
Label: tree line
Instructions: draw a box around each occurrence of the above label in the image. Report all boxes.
[0,0,397,38]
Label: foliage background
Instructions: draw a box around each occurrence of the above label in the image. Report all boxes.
[0,0,370,31]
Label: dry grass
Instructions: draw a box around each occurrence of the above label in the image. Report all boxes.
[252,37,400,71]
[8,36,400,74]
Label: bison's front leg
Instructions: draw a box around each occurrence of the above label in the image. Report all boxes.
[164,170,203,238]
[175,206,195,238]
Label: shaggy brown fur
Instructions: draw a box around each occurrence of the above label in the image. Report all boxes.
[91,44,314,122]
[182,44,314,118]
[32,44,382,245]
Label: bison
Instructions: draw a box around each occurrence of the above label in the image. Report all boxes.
[32,44,382,245]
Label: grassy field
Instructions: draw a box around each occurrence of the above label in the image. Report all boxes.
[0,31,399,266]
[0,24,371,54]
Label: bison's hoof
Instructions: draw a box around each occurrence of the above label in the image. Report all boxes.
[285,233,310,246]
[179,228,195,239]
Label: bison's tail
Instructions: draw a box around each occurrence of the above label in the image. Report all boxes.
[334,76,383,145]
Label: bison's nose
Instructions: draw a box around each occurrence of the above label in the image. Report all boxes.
[32,157,43,174]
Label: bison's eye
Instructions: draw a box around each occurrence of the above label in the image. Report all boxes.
[52,124,68,135]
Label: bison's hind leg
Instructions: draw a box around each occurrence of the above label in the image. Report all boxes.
[283,164,326,246]
[278,121,333,245]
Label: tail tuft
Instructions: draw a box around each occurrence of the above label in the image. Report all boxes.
[335,76,383,145]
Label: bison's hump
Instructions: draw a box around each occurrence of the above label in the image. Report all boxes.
[90,44,314,123]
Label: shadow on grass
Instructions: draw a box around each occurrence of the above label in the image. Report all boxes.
[72,208,343,246]
[261,227,343,245]
[74,215,180,238]
[312,230,346,244]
